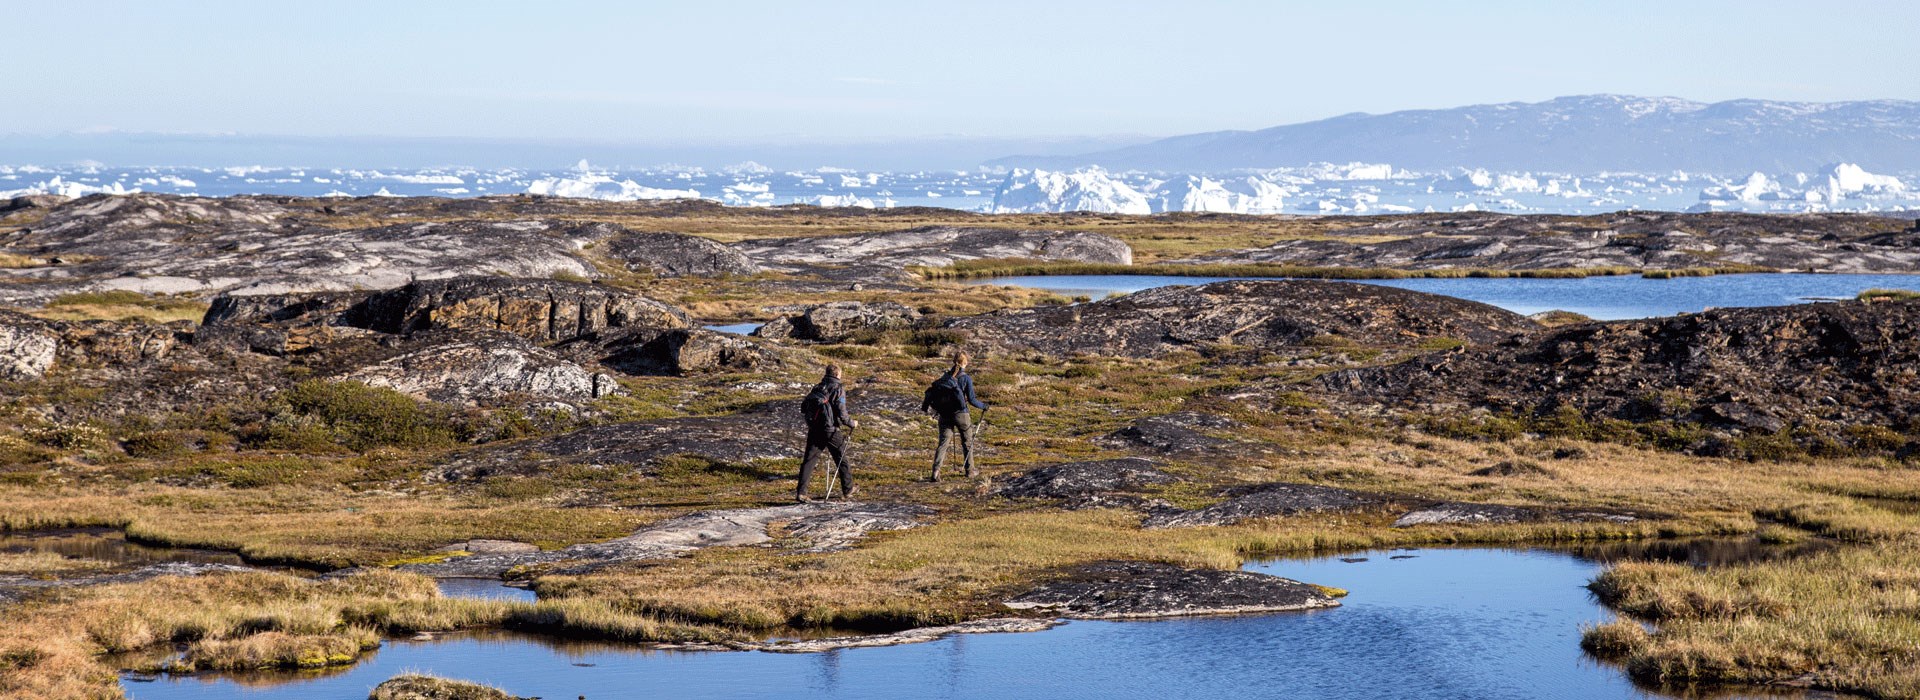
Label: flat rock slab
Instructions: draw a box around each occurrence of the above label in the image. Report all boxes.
[1143,483,1389,529]
[0,561,255,604]
[432,539,541,555]
[1392,502,1641,528]
[994,457,1180,500]
[402,502,933,578]
[1005,560,1340,619]
[1099,412,1255,456]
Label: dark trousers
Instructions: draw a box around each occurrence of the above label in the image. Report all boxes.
[797,429,852,496]
[932,409,974,478]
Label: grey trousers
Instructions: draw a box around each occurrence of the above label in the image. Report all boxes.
[932,410,974,478]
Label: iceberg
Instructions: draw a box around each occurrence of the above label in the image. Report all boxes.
[525,172,701,201]
[989,168,1152,215]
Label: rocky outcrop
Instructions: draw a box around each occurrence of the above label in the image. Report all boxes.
[1143,483,1390,529]
[1318,299,1920,456]
[403,502,932,578]
[949,280,1536,358]
[1099,412,1252,455]
[198,290,376,355]
[351,276,690,341]
[338,332,618,407]
[752,301,922,343]
[1187,210,1920,274]
[736,226,1132,280]
[0,311,58,380]
[994,458,1179,502]
[600,229,760,277]
[1391,502,1641,528]
[574,327,771,376]
[1004,560,1340,619]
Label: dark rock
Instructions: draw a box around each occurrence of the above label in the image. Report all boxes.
[0,194,69,213]
[1144,483,1390,529]
[600,229,760,277]
[1318,299,1920,455]
[1391,502,1641,528]
[433,412,796,483]
[1100,412,1250,455]
[582,327,771,376]
[350,276,690,341]
[1004,560,1340,619]
[950,279,1537,358]
[752,301,921,342]
[994,457,1179,500]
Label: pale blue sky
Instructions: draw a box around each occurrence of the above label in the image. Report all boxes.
[8,0,1919,144]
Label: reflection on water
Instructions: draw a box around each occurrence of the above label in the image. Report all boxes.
[434,578,538,603]
[704,323,764,335]
[1555,536,1837,568]
[119,544,1818,700]
[0,528,245,571]
[969,273,1920,320]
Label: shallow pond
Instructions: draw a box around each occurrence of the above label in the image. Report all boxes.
[0,528,247,570]
[119,543,1816,700]
[969,273,1920,320]
[705,322,765,335]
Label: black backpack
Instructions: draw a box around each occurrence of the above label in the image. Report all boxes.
[924,371,966,413]
[801,382,835,430]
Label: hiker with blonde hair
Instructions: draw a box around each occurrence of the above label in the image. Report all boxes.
[920,351,987,481]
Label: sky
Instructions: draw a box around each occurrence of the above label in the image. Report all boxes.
[6,0,1919,148]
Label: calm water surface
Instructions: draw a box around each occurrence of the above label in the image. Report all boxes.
[970,273,1920,320]
[119,546,1811,700]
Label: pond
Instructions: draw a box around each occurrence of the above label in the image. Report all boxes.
[967,273,1920,320]
[119,542,1818,700]
[0,528,247,571]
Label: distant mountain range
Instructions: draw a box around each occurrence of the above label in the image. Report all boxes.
[989,95,1920,174]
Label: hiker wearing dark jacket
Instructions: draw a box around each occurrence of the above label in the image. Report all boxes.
[922,352,987,481]
[796,365,857,502]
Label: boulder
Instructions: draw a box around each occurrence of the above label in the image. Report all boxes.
[752,301,921,342]
[369,674,524,700]
[198,290,380,355]
[348,276,691,341]
[338,332,617,407]
[0,311,58,381]
[994,458,1179,501]
[1143,483,1389,529]
[1004,560,1340,619]
[949,279,1537,358]
[601,229,760,277]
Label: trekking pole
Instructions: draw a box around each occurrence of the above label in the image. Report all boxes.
[824,464,837,502]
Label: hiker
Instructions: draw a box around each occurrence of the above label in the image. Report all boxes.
[922,351,988,481]
[796,364,857,502]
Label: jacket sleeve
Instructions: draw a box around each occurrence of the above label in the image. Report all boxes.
[962,374,987,410]
[832,384,853,427]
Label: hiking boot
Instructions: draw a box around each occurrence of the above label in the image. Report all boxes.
[795,493,813,504]
[842,485,859,499]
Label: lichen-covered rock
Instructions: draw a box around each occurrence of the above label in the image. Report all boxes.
[351,276,691,341]
[601,229,760,277]
[0,311,58,381]
[432,408,797,482]
[994,457,1179,500]
[1005,560,1340,619]
[737,225,1132,280]
[1143,483,1389,529]
[1391,502,1640,528]
[753,301,921,342]
[338,332,615,407]
[950,279,1537,358]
